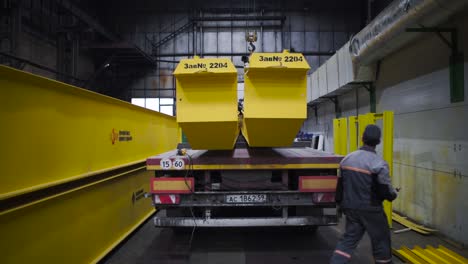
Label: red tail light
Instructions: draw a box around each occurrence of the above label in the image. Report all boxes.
[153,194,180,204]
[313,193,336,203]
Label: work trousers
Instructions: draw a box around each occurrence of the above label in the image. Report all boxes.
[330,209,393,264]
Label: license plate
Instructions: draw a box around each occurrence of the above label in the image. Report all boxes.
[225,194,267,204]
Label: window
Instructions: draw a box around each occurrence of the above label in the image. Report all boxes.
[131,98,174,116]
[131,98,145,108]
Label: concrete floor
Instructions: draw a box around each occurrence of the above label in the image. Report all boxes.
[101,215,468,264]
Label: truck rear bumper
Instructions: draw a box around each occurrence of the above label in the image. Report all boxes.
[154,215,338,227]
[152,191,336,207]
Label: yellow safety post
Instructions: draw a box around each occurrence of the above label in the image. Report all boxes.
[242,50,310,147]
[333,117,348,155]
[357,113,376,148]
[381,111,394,228]
[174,56,238,150]
[348,116,358,153]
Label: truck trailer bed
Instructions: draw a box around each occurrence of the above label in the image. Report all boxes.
[146,147,343,228]
[147,147,342,170]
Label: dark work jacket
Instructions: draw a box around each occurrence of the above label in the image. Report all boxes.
[335,146,397,211]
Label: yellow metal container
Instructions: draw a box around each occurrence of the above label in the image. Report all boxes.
[242,51,310,147]
[174,57,239,150]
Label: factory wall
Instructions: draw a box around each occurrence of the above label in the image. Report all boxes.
[14,31,94,82]
[377,12,468,244]
[104,0,364,102]
[302,87,370,152]
[305,10,468,244]
[0,0,95,87]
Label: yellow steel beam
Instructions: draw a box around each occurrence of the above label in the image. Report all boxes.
[394,245,468,264]
[0,168,156,264]
[412,246,440,264]
[0,164,146,216]
[0,65,178,263]
[424,246,453,264]
[396,246,430,264]
[438,245,468,264]
[0,65,178,200]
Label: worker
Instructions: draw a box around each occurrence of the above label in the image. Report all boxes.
[330,124,399,264]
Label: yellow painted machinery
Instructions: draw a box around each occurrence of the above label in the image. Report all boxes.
[174,56,239,150]
[242,50,310,147]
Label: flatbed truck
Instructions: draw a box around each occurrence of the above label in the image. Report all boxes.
[146,146,342,228]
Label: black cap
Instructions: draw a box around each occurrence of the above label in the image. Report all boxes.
[362,124,381,146]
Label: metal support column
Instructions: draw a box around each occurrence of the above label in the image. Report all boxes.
[362,82,376,113]
[56,32,67,82]
[326,96,341,118]
[71,36,80,80]
[10,0,21,57]
[406,27,464,103]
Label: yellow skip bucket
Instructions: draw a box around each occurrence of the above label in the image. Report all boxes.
[242,51,310,147]
[174,57,239,150]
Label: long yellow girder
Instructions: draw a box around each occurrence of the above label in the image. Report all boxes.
[0,65,178,199]
[0,65,178,263]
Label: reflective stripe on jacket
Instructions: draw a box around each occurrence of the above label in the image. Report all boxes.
[335,146,397,211]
